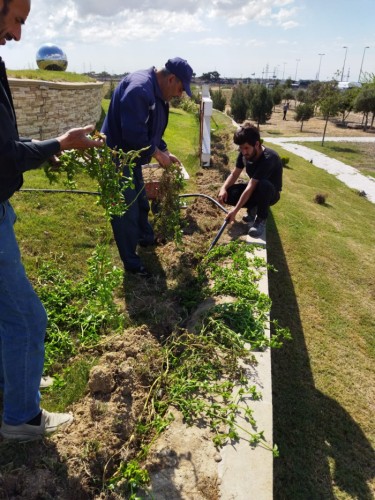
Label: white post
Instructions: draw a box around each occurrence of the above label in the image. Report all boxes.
[200,84,213,167]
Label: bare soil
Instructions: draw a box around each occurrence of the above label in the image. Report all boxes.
[0,109,370,499]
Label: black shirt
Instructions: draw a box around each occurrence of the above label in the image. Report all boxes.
[0,57,60,203]
[235,146,283,192]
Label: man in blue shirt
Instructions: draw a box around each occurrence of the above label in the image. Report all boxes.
[101,57,193,277]
[218,122,283,238]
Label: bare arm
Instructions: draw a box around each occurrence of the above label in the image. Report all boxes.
[218,167,242,203]
[225,178,259,223]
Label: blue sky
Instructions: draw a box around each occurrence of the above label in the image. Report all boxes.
[2,0,374,82]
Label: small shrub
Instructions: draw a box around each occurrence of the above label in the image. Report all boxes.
[281,156,290,168]
[314,193,327,205]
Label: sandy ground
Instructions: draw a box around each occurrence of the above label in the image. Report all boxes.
[261,102,373,138]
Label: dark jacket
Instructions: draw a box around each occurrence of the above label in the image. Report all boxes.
[101,67,169,166]
[0,57,60,203]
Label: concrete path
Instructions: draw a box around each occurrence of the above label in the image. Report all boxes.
[265,136,375,204]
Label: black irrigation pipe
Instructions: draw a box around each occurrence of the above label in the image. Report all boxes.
[178,193,229,214]
[20,188,100,195]
[19,189,229,214]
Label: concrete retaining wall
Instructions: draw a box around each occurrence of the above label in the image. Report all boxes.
[9,78,104,140]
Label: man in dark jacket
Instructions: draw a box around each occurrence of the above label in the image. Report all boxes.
[0,0,104,440]
[218,122,283,238]
[101,57,193,277]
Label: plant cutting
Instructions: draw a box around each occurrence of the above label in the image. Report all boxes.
[43,131,141,217]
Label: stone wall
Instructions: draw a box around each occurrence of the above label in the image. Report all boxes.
[9,78,104,140]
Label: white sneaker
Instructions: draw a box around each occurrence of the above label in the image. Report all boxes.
[40,376,54,389]
[0,409,73,441]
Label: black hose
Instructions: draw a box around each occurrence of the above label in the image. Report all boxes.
[20,188,100,195]
[178,193,228,214]
[19,188,229,214]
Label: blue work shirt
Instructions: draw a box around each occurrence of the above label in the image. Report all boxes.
[101,67,169,166]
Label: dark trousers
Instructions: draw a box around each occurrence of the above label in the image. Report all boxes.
[226,179,280,220]
[110,165,154,271]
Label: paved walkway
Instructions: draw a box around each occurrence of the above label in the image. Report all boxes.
[265,136,375,204]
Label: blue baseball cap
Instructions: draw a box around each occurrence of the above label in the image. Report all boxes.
[165,57,193,97]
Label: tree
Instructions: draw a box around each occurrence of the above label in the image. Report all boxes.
[200,71,220,82]
[283,78,293,89]
[250,85,273,127]
[337,87,360,125]
[296,89,306,104]
[354,86,375,130]
[210,88,226,112]
[305,81,323,110]
[294,103,314,131]
[230,83,255,122]
[283,89,295,103]
[271,86,284,108]
[318,82,340,145]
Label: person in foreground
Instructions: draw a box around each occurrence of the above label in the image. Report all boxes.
[101,56,193,277]
[218,122,283,238]
[0,0,104,440]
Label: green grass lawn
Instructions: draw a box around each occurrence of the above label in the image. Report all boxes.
[266,142,375,499]
[8,110,375,498]
[7,69,96,82]
[296,140,375,179]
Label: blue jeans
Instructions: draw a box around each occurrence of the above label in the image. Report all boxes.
[0,201,46,425]
[111,165,154,270]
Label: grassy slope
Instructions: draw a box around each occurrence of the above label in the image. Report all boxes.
[297,140,375,179]
[10,108,374,498]
[266,141,375,499]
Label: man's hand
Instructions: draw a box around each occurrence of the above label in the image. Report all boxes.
[57,125,105,151]
[167,153,181,165]
[225,209,238,224]
[153,148,180,167]
[47,154,61,170]
[218,187,228,204]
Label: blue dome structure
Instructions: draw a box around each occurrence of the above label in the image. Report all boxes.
[36,43,68,71]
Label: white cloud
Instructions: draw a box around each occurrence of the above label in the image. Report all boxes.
[72,0,204,17]
[28,0,299,39]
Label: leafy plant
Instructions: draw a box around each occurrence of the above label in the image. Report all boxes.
[36,242,124,371]
[152,163,186,244]
[43,134,142,217]
[107,240,290,495]
[108,459,150,499]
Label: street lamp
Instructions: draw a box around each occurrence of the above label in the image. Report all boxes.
[295,59,300,81]
[282,62,287,80]
[316,53,325,81]
[341,46,348,82]
[358,46,369,82]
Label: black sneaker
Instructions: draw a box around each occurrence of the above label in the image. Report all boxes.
[127,266,152,278]
[242,212,255,223]
[248,217,267,238]
[242,207,257,223]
